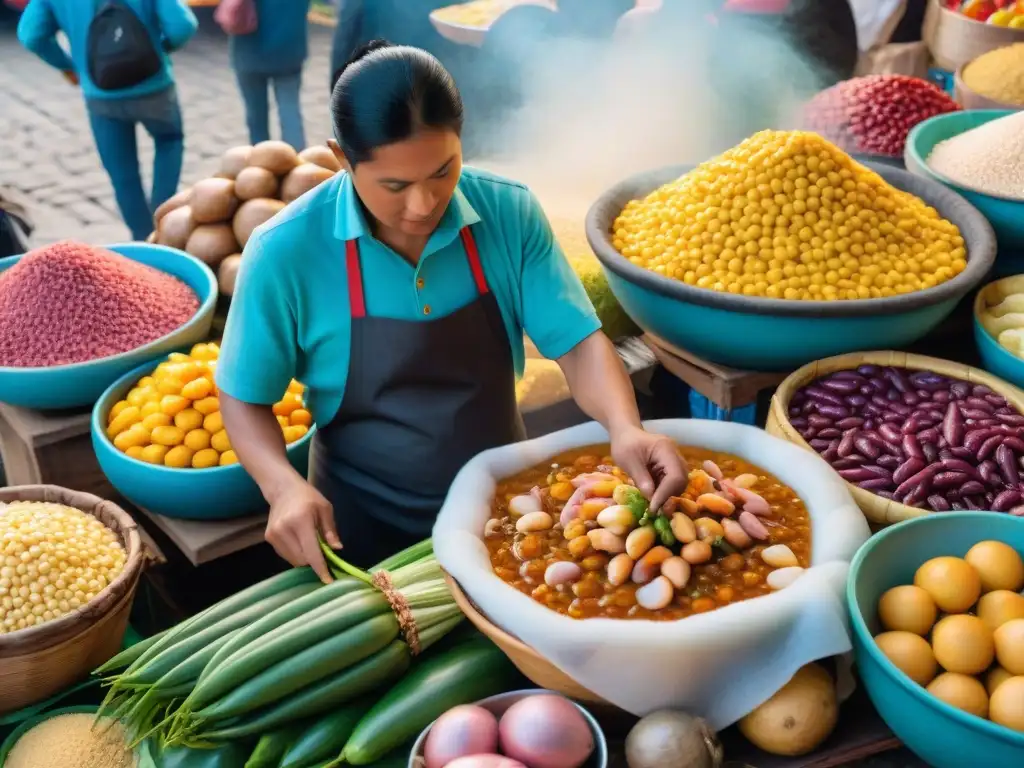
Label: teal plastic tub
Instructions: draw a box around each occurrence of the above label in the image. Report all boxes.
[0,243,217,410]
[905,110,1024,252]
[92,357,315,520]
[973,276,1024,389]
[586,163,995,371]
[847,512,1024,768]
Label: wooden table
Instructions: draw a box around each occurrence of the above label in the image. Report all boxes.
[136,507,269,567]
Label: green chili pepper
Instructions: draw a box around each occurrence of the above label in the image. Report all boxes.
[653,515,677,548]
[713,535,737,556]
[615,485,650,523]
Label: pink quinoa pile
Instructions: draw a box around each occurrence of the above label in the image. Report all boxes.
[0,240,200,367]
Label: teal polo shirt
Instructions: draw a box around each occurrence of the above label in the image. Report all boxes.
[216,166,601,426]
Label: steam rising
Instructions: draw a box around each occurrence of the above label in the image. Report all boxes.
[472,8,828,220]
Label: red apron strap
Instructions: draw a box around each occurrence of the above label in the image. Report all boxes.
[345,239,367,319]
[459,227,489,296]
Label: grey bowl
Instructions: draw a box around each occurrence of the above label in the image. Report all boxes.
[408,689,609,768]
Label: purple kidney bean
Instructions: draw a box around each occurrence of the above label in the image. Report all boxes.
[860,384,875,396]
[886,389,902,402]
[818,428,842,439]
[927,495,951,512]
[939,448,954,462]
[938,458,977,476]
[902,434,923,460]
[966,397,994,412]
[837,417,864,430]
[868,378,888,393]
[917,427,940,445]
[806,386,847,408]
[996,413,1024,426]
[916,389,933,400]
[789,405,801,417]
[837,431,857,457]
[978,460,1000,485]
[801,400,816,414]
[923,442,939,463]
[892,460,923,489]
[863,419,876,430]
[895,464,938,498]
[933,390,951,403]
[1003,437,1024,454]
[933,471,969,489]
[858,478,894,491]
[951,447,974,460]
[832,458,864,470]
[808,414,832,429]
[884,368,910,393]
[973,384,994,397]
[870,394,891,409]
[882,412,904,424]
[822,378,860,395]
[877,454,900,469]
[996,443,1020,486]
[889,402,913,416]
[790,417,808,429]
[810,438,832,450]
[942,401,964,448]
[979,435,1005,462]
[986,491,996,505]
[847,395,867,407]
[960,480,987,497]
[903,392,921,406]
[993,489,1023,512]
[879,423,902,444]
[962,409,991,420]
[832,371,865,382]
[950,381,970,399]
[904,484,929,508]
[854,437,881,460]
[858,364,881,375]
[951,501,966,511]
[818,405,850,420]
[840,467,882,483]
[964,427,1000,453]
[823,440,840,462]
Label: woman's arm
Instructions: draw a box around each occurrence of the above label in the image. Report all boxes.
[17,0,74,73]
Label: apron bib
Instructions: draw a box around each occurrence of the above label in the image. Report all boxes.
[310,227,525,567]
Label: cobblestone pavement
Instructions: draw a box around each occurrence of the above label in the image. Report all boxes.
[0,17,336,246]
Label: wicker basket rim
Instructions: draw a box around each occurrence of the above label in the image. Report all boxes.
[770,352,1024,523]
[0,485,144,656]
[444,573,534,655]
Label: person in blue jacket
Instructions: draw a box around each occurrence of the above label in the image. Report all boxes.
[17,0,197,241]
[229,0,312,150]
[215,41,688,578]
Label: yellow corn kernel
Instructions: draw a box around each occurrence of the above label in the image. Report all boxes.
[579,498,609,521]
[151,425,185,447]
[106,406,140,438]
[164,445,194,468]
[193,396,220,415]
[549,481,575,501]
[140,401,162,418]
[139,444,168,464]
[126,446,145,460]
[160,395,189,416]
[588,480,619,497]
[210,430,232,453]
[184,428,212,451]
[156,377,184,396]
[108,400,130,422]
[114,425,150,452]
[203,411,224,434]
[142,412,172,430]
[192,448,220,469]
[181,377,214,401]
[174,408,204,432]
[219,449,239,466]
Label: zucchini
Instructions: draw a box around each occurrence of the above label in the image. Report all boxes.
[279,696,375,768]
[195,613,399,723]
[127,567,318,674]
[197,577,367,685]
[152,739,257,768]
[341,638,521,765]
[245,720,311,768]
[117,583,319,688]
[199,641,411,741]
[188,591,390,713]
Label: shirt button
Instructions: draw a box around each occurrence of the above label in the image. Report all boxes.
[423,305,432,316]
[416,277,425,290]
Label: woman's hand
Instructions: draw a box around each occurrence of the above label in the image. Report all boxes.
[265,477,342,584]
[611,425,689,512]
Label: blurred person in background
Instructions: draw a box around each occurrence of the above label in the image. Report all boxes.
[17,0,197,241]
[227,0,312,150]
[331,0,365,89]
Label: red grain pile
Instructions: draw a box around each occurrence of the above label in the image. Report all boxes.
[802,75,961,158]
[0,241,200,367]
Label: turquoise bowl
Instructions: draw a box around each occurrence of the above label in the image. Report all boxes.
[92,357,315,520]
[973,276,1024,389]
[586,163,996,371]
[905,110,1024,252]
[0,243,217,410]
[847,512,1024,768]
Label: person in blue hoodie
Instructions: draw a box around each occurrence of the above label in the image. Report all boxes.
[17,0,198,241]
[229,0,312,151]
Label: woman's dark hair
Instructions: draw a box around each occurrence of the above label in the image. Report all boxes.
[330,40,464,167]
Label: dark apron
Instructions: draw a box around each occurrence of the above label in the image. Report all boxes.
[310,226,526,568]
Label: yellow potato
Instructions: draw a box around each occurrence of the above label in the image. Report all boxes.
[142,413,173,431]
[174,408,204,432]
[108,400,130,422]
[126,446,145,460]
[140,401,162,418]
[160,395,189,417]
[184,428,212,452]
[203,411,224,433]
[182,377,214,401]
[164,445,194,468]
[210,430,232,453]
[151,426,185,447]
[219,449,239,466]
[192,448,220,469]
[193,396,220,415]
[107,407,140,438]
[139,445,169,464]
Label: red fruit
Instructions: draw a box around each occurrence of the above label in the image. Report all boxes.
[0,240,200,367]
[801,75,961,158]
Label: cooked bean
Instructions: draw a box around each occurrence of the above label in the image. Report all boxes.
[587,528,625,554]
[996,444,1020,486]
[681,540,713,565]
[979,435,1004,462]
[809,438,832,450]
[567,536,592,558]
[696,493,735,516]
[607,553,634,586]
[857,478,893,491]
[670,513,696,544]
[933,471,969,489]
[822,378,860,394]
[722,518,752,549]
[762,544,799,568]
[942,401,964,448]
[877,454,900,469]
[695,517,725,543]
[978,460,1000,485]
[516,511,554,533]
[996,413,1024,426]
[927,494,951,511]
[960,480,987,497]
[632,545,673,584]
[840,467,881,483]
[992,489,1022,512]
[636,576,674,610]
[836,417,864,430]
[818,404,850,420]
[625,526,657,560]
[838,431,858,457]
[660,557,692,589]
[738,511,769,541]
[545,561,583,587]
[853,437,880,459]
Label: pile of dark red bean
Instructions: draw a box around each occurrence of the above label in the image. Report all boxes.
[789,364,1024,514]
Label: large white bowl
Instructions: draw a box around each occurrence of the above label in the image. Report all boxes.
[434,419,871,729]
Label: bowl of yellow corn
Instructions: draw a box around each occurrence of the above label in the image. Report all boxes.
[585,130,996,370]
[91,343,315,520]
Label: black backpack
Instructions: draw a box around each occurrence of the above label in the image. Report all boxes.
[87,0,162,91]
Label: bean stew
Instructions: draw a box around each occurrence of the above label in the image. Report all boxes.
[485,444,811,620]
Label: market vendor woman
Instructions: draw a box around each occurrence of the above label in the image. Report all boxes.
[217,41,687,579]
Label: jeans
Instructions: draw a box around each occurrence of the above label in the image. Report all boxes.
[235,70,305,151]
[86,86,184,242]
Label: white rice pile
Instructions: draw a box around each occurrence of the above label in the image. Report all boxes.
[926,111,1024,201]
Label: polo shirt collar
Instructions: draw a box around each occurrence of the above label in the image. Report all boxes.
[332,172,482,248]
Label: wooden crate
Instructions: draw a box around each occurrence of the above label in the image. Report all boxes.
[0,403,114,499]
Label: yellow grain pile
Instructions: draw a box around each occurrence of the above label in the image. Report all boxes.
[6,713,135,768]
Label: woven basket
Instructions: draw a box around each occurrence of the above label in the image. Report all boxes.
[924,0,1024,72]
[445,574,606,705]
[955,65,1024,112]
[766,351,1024,526]
[0,486,144,715]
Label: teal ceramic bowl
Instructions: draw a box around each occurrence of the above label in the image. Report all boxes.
[92,357,315,520]
[585,163,996,371]
[847,512,1024,768]
[973,276,1024,389]
[905,110,1024,252]
[0,243,217,410]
